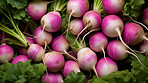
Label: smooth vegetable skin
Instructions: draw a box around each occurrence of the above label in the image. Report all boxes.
[27,44,45,62]
[41,11,62,32]
[0,44,14,63]
[77,47,98,76]
[11,55,29,64]
[102,0,124,14]
[67,0,89,17]
[102,15,124,37]
[52,35,69,53]
[27,0,48,20]
[62,60,80,78]
[41,73,63,83]
[143,7,148,25]
[96,57,118,77]
[139,38,148,55]
[33,26,52,45]
[123,23,145,45]
[89,32,108,52]
[107,40,128,60]
[43,51,65,72]
[69,19,85,35]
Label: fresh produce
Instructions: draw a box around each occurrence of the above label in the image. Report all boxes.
[0,0,148,83]
[0,44,14,63]
[102,0,124,14]
[27,0,49,20]
[33,26,53,46]
[96,57,118,77]
[11,55,29,64]
[123,23,148,45]
[62,60,80,78]
[41,72,63,83]
[43,51,65,72]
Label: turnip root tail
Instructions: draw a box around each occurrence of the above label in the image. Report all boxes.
[129,16,148,31]
[116,28,137,55]
[63,10,75,38]
[126,50,148,69]
[80,28,101,45]
[63,50,77,61]
[93,66,98,77]
[72,23,90,45]
[143,36,148,41]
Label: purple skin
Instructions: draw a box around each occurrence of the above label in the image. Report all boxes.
[143,7,148,25]
[41,73,63,83]
[43,51,65,72]
[70,19,86,35]
[27,44,45,62]
[83,10,101,30]
[123,23,145,45]
[89,32,108,52]
[62,60,80,78]
[52,35,69,53]
[67,0,89,17]
[77,47,97,71]
[18,36,35,55]
[33,26,52,45]
[27,0,48,20]
[11,55,29,64]
[41,11,62,32]
[139,38,148,55]
[96,57,118,77]
[107,40,128,60]
[102,15,124,37]
[102,0,124,14]
[0,44,14,63]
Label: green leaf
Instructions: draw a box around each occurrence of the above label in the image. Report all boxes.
[130,53,148,82]
[123,0,145,19]
[12,9,27,20]
[64,71,86,83]
[0,60,47,82]
[88,70,134,83]
[7,0,28,9]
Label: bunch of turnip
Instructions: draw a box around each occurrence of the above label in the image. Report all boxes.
[0,0,148,82]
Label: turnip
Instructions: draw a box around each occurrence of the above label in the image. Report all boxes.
[102,0,124,14]
[123,23,148,45]
[51,35,77,60]
[77,47,98,76]
[67,0,89,21]
[11,55,29,64]
[27,44,45,62]
[69,18,86,35]
[102,15,137,55]
[27,0,50,20]
[107,40,147,68]
[43,51,65,72]
[73,0,102,44]
[96,57,118,77]
[139,38,148,56]
[0,44,14,63]
[41,72,63,83]
[62,60,80,78]
[41,0,67,32]
[89,32,108,63]
[0,2,45,63]
[143,7,148,26]
[18,36,35,55]
[33,26,52,46]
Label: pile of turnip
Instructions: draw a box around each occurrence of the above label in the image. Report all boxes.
[0,0,148,83]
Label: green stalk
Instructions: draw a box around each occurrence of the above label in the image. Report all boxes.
[53,0,67,12]
[93,0,103,12]
[0,24,28,47]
